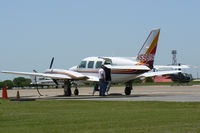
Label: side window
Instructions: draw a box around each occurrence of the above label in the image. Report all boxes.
[79,61,87,68]
[95,61,102,68]
[88,61,94,68]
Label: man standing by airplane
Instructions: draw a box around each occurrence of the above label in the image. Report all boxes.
[98,65,106,96]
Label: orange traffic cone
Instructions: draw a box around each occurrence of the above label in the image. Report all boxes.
[2,86,8,99]
[16,90,20,100]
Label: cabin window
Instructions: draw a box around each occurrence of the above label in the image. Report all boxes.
[95,61,102,68]
[88,61,94,68]
[79,61,87,68]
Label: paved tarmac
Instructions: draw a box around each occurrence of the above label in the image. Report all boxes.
[2,85,200,102]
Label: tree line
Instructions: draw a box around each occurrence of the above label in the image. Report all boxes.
[0,77,31,89]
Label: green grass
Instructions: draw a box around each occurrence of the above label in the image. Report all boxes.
[1,100,200,133]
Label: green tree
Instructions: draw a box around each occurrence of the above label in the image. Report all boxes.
[133,78,142,83]
[3,80,14,89]
[145,77,154,83]
[13,77,31,88]
[0,81,5,89]
[24,78,31,87]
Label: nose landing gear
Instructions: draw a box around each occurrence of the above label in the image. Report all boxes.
[74,87,79,96]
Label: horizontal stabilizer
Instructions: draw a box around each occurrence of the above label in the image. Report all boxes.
[154,65,190,70]
[137,70,181,78]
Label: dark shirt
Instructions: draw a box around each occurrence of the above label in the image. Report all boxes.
[104,67,111,81]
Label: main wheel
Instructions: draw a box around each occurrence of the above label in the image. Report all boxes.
[64,87,72,96]
[64,81,72,96]
[74,88,79,96]
[125,87,131,95]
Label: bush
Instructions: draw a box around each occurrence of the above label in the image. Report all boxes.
[3,80,14,89]
[145,77,154,83]
[133,78,142,83]
[13,77,31,88]
[0,82,4,89]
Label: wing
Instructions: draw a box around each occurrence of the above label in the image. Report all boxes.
[1,71,72,79]
[137,70,181,78]
[154,65,189,70]
[85,75,99,82]
[1,70,88,80]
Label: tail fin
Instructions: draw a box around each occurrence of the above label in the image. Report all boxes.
[136,29,160,69]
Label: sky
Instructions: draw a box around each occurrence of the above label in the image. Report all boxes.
[0,0,200,80]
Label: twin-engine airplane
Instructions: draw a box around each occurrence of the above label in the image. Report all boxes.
[2,29,182,96]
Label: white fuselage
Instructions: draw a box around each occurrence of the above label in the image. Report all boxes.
[70,57,149,83]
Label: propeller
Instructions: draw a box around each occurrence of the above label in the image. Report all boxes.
[49,57,54,69]
[49,57,59,87]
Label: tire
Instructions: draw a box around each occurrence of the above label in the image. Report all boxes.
[64,87,71,96]
[74,88,79,96]
[125,87,131,95]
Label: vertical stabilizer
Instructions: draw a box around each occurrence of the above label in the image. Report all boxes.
[136,29,160,69]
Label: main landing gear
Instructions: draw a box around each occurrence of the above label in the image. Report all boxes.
[64,80,71,96]
[64,80,79,96]
[125,82,133,95]
[74,86,79,96]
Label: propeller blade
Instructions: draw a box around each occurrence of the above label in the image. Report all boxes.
[49,57,54,69]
